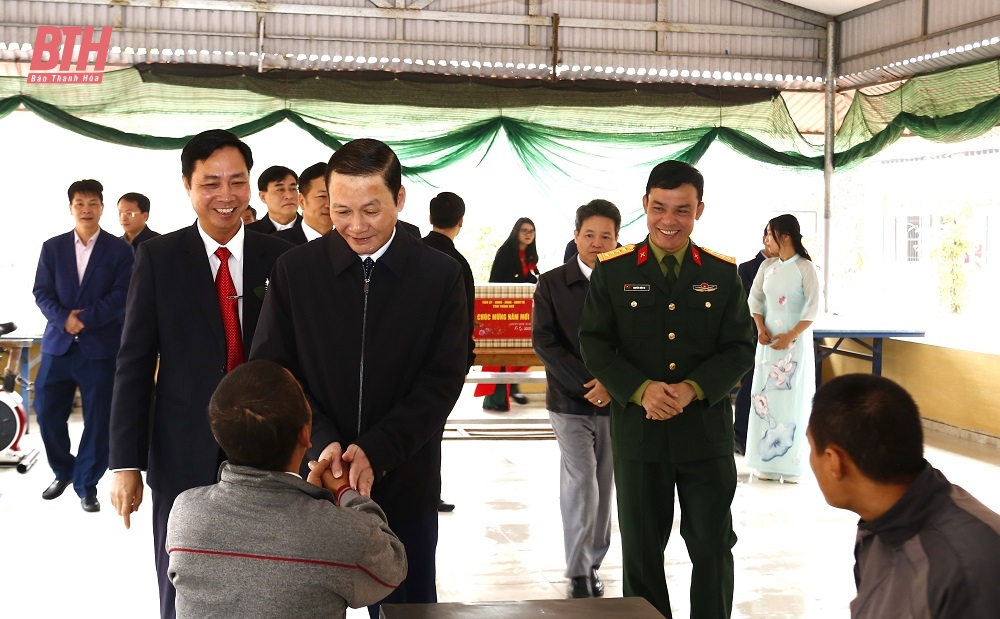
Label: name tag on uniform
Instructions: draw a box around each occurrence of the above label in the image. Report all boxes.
[624,284,650,292]
[692,283,718,292]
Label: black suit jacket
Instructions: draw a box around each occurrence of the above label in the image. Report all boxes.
[738,251,766,338]
[399,220,421,238]
[109,223,292,494]
[423,230,476,372]
[250,223,468,521]
[121,225,160,249]
[489,242,538,284]
[738,251,766,294]
[246,213,303,235]
[532,257,607,417]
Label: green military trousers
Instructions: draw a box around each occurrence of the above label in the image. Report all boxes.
[613,454,738,619]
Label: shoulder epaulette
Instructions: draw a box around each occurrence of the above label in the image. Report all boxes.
[700,247,736,265]
[597,244,636,262]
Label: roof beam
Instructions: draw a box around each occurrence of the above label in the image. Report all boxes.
[728,0,831,28]
[837,0,910,22]
[839,12,1000,62]
[47,0,824,40]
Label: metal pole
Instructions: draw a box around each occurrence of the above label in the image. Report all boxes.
[823,20,837,313]
[550,13,560,82]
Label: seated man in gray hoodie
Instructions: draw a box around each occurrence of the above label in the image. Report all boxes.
[167,359,407,619]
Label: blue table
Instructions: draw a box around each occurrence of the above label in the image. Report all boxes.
[812,315,925,376]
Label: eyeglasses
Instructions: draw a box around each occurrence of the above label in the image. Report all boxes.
[119,211,140,219]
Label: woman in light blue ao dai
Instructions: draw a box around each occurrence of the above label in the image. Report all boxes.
[745,214,820,482]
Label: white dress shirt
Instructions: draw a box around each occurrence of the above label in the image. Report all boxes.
[269,215,296,232]
[359,228,396,263]
[302,223,325,242]
[74,228,100,284]
[577,254,593,281]
[196,221,245,325]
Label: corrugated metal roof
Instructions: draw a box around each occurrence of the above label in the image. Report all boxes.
[837,0,1000,90]
[0,0,995,92]
[0,0,829,90]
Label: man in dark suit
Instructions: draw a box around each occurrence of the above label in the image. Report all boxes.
[423,191,475,372]
[533,199,620,599]
[117,192,160,249]
[250,139,468,619]
[32,179,134,512]
[246,165,303,234]
[108,130,291,619]
[422,191,476,513]
[275,162,332,246]
[733,229,776,455]
[579,160,755,619]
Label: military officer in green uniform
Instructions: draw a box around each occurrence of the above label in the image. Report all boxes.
[579,160,754,619]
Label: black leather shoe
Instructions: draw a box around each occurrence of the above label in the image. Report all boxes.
[483,404,510,412]
[511,393,529,405]
[734,442,746,456]
[438,499,455,512]
[42,479,71,500]
[590,567,605,597]
[568,576,592,599]
[81,494,101,513]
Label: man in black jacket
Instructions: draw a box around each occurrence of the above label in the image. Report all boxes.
[246,165,302,234]
[250,139,468,619]
[423,191,476,514]
[117,192,160,249]
[275,162,332,246]
[733,228,776,454]
[423,191,475,372]
[533,199,621,599]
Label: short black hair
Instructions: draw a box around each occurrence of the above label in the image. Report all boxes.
[429,192,466,229]
[645,160,705,202]
[208,360,310,473]
[68,179,103,204]
[247,206,257,218]
[257,165,298,192]
[809,374,925,484]
[297,162,327,196]
[118,192,151,214]
[326,139,402,201]
[181,129,253,184]
[575,199,621,233]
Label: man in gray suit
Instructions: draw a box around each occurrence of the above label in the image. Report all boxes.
[532,199,621,598]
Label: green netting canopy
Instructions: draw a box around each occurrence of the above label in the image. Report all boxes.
[2,58,999,178]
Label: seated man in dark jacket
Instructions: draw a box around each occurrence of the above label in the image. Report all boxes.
[532,199,621,599]
[808,374,1000,619]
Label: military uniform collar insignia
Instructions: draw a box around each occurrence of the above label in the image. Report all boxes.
[637,244,648,265]
[690,245,702,266]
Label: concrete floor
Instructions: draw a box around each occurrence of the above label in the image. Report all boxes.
[2,383,998,618]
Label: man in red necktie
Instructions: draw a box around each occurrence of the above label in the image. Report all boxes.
[107,130,291,619]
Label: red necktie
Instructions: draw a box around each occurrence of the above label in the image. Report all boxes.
[214,247,244,372]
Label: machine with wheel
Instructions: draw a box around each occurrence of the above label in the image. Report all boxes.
[0,322,39,473]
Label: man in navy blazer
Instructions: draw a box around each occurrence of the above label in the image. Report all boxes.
[108,130,291,619]
[32,179,134,512]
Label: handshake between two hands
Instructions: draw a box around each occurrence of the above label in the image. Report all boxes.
[306,458,352,500]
